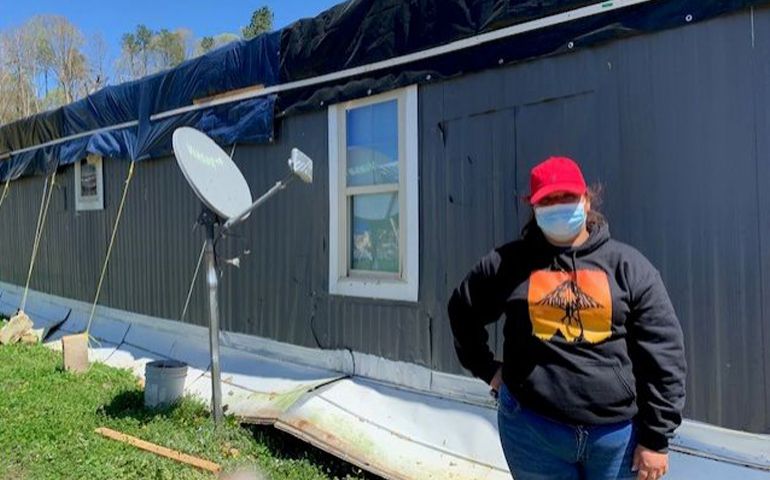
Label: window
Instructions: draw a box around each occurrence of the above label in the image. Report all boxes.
[328,86,418,301]
[75,154,104,211]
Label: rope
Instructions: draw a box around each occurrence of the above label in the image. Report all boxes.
[0,177,11,212]
[20,170,57,312]
[180,241,206,322]
[86,160,136,333]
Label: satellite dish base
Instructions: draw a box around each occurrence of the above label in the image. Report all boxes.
[198,204,224,425]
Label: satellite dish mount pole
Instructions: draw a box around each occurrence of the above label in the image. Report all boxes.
[173,127,314,429]
[200,206,224,426]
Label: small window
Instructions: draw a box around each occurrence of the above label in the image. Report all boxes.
[328,86,419,302]
[75,154,104,211]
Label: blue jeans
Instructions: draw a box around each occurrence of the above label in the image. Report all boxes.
[497,383,637,480]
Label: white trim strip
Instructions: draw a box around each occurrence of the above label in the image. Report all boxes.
[0,120,139,161]
[1,0,653,161]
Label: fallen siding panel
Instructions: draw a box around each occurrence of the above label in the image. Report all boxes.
[184,346,343,423]
[276,378,510,480]
[673,421,770,471]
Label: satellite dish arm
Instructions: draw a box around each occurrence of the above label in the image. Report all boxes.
[222,174,294,231]
[222,149,313,232]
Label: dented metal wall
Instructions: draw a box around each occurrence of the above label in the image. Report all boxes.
[0,6,769,434]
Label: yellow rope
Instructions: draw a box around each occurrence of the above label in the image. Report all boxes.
[20,176,50,311]
[0,177,11,212]
[86,160,136,334]
[20,170,57,312]
[180,241,206,322]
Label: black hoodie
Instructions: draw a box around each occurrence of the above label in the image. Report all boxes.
[448,221,686,452]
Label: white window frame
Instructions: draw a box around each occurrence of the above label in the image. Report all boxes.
[328,85,419,302]
[75,154,104,211]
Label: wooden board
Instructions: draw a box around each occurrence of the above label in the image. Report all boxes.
[95,427,222,474]
[61,333,89,373]
[192,84,265,106]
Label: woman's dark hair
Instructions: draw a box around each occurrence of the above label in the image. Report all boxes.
[521,184,606,240]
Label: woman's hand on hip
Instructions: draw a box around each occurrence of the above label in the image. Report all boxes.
[489,366,503,397]
[632,445,668,480]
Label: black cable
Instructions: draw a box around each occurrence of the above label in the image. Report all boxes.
[307,290,356,375]
[308,290,323,349]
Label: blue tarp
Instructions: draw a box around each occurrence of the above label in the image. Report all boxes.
[3,0,769,182]
[0,30,280,181]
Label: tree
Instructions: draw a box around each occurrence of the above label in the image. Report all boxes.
[35,16,88,103]
[135,24,153,75]
[178,28,196,60]
[117,25,190,81]
[0,15,92,124]
[86,32,109,93]
[242,6,273,39]
[0,24,42,121]
[199,36,215,53]
[40,87,67,111]
[28,17,54,98]
[195,33,239,56]
[153,28,186,69]
[0,16,93,123]
[117,32,138,81]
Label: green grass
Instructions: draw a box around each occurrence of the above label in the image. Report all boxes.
[0,342,372,480]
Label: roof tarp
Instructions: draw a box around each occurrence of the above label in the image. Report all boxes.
[2,1,770,179]
[0,108,64,155]
[278,0,602,82]
[277,0,770,113]
[0,30,280,180]
[280,0,767,81]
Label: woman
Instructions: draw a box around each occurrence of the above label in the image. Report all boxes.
[448,157,686,480]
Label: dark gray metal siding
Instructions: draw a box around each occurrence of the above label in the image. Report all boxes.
[0,113,431,365]
[0,6,768,433]
[422,7,769,433]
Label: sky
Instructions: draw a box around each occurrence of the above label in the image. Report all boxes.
[0,0,341,75]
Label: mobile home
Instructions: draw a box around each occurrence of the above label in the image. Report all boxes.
[1,1,769,478]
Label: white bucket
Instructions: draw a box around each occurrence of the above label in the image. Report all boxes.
[144,360,188,409]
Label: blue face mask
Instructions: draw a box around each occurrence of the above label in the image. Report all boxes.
[534,201,587,243]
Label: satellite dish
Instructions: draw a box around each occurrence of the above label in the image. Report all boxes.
[172,126,315,427]
[172,127,252,219]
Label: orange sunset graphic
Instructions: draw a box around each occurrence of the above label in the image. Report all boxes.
[527,270,613,343]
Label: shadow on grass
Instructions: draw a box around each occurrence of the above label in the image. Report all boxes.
[244,425,383,480]
[98,389,190,422]
[97,390,382,479]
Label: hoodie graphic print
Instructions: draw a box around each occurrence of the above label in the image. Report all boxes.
[529,269,612,344]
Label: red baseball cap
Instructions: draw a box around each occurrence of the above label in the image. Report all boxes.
[529,156,587,205]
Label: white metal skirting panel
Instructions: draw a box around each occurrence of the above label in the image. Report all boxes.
[672,421,770,472]
[104,343,208,390]
[667,451,770,479]
[4,283,768,480]
[276,378,770,480]
[277,377,510,480]
[184,346,343,423]
[0,290,21,317]
[46,310,88,342]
